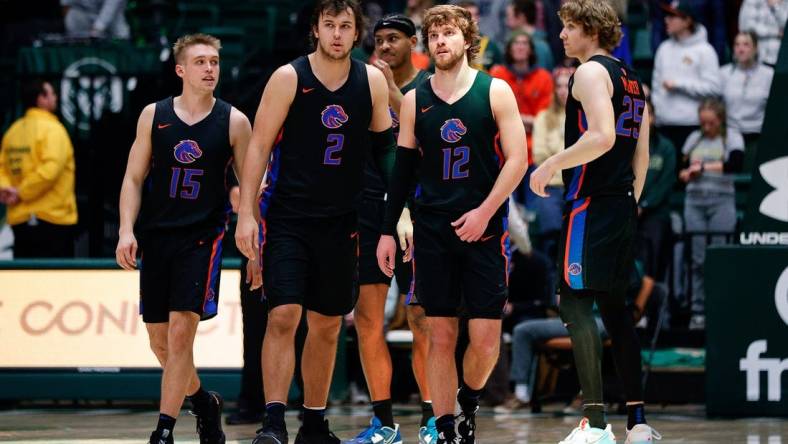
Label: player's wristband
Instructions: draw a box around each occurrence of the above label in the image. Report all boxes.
[382,146,419,235]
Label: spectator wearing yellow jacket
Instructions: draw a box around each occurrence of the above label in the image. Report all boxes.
[0,79,77,258]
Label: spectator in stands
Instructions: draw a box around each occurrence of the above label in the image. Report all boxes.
[608,0,633,66]
[637,99,677,283]
[679,98,744,330]
[450,0,509,55]
[738,0,788,66]
[60,0,130,39]
[651,0,728,62]
[490,32,553,156]
[405,0,434,53]
[530,67,571,259]
[456,0,504,71]
[504,259,654,410]
[505,0,555,69]
[652,1,721,158]
[719,30,774,163]
[0,79,76,258]
[504,199,553,333]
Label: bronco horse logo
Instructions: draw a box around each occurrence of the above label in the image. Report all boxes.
[321,105,349,129]
[440,118,467,143]
[173,140,203,164]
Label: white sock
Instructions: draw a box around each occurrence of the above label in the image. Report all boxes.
[514,384,530,402]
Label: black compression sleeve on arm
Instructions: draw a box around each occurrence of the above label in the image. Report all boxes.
[370,128,397,186]
[382,147,420,235]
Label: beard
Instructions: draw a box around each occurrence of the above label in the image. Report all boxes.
[317,39,352,61]
[432,47,465,71]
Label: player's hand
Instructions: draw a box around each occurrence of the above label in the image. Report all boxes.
[396,207,414,262]
[530,161,555,197]
[377,234,397,277]
[451,207,491,242]
[372,59,396,90]
[116,231,138,270]
[235,212,259,261]
[246,257,262,290]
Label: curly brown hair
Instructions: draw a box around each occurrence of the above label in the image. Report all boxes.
[421,5,480,63]
[558,0,623,53]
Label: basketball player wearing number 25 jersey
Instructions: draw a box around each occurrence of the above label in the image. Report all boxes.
[529,2,660,444]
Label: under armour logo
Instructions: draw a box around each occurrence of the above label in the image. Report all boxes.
[759,156,788,222]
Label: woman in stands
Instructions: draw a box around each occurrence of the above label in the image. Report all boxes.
[679,98,744,330]
[719,31,774,169]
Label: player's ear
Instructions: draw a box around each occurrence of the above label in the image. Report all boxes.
[410,35,418,48]
[174,62,185,78]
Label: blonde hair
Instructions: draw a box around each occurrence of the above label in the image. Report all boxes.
[558,0,623,52]
[173,33,222,64]
[421,4,480,62]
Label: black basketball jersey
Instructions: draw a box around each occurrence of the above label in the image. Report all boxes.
[262,56,373,219]
[563,55,645,201]
[137,97,233,232]
[413,71,506,218]
[362,69,430,200]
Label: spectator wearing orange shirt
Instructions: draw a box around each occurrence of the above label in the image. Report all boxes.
[489,31,553,170]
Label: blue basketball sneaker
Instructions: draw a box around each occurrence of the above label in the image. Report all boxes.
[419,417,439,444]
[348,417,402,444]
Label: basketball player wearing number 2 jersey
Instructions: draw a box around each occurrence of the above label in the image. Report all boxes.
[529,1,660,443]
[234,1,396,443]
[377,5,527,444]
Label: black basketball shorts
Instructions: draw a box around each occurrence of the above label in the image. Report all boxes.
[261,213,359,316]
[557,193,637,293]
[139,226,226,323]
[412,211,510,319]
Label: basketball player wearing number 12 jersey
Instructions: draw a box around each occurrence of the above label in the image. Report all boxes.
[377,5,527,444]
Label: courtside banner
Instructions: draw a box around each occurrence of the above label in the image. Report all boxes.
[0,269,243,368]
[705,246,788,417]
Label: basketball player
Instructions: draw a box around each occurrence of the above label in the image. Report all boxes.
[377,5,527,443]
[115,33,253,444]
[529,1,659,443]
[234,1,396,443]
[350,14,434,444]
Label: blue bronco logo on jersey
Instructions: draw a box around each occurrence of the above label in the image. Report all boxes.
[173,140,203,164]
[321,105,349,129]
[440,118,467,143]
